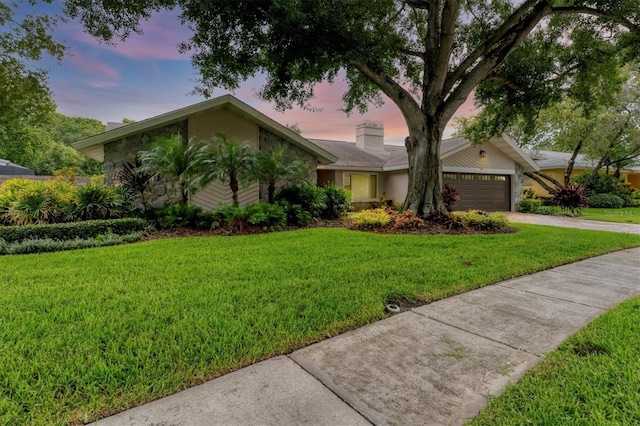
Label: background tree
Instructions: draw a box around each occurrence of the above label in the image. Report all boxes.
[253,146,307,203]
[65,1,640,216]
[202,134,256,205]
[137,135,210,205]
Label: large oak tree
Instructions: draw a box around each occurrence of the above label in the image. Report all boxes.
[65,0,640,216]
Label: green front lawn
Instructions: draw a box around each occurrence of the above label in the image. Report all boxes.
[469,295,640,425]
[580,207,640,224]
[1,225,639,424]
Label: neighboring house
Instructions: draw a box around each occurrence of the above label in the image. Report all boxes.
[0,159,34,176]
[313,121,539,211]
[71,95,337,209]
[526,150,640,197]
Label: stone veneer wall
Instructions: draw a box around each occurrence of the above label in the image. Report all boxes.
[258,128,318,202]
[514,163,525,210]
[103,120,188,207]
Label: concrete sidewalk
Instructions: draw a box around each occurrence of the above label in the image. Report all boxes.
[94,247,640,426]
[504,212,640,234]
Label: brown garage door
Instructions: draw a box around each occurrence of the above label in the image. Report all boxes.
[443,173,510,211]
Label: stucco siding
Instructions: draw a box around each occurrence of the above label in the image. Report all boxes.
[384,171,408,206]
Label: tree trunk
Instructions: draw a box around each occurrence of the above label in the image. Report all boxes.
[268,181,276,204]
[565,140,583,186]
[230,177,239,205]
[403,119,446,217]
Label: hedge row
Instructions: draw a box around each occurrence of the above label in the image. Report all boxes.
[0,218,151,243]
[0,232,146,255]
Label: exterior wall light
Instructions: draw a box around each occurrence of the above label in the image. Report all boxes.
[479,150,487,158]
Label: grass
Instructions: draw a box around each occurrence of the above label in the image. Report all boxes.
[1,225,639,424]
[580,207,640,224]
[469,295,640,425]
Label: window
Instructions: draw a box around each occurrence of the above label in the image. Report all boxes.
[494,176,507,181]
[443,173,457,180]
[479,175,492,181]
[343,173,377,199]
[461,174,475,180]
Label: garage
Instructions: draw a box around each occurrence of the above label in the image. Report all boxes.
[443,172,511,211]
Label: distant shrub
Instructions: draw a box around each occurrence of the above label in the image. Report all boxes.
[451,210,508,230]
[0,218,150,243]
[146,204,204,229]
[0,231,146,255]
[277,201,312,227]
[276,184,327,219]
[517,199,542,213]
[392,210,425,229]
[245,203,287,229]
[321,184,351,219]
[0,179,77,225]
[537,206,562,215]
[550,184,588,213]
[441,184,459,212]
[522,188,537,200]
[349,208,392,228]
[588,193,625,209]
[72,184,125,221]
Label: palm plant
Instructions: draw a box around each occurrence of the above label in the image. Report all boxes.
[253,146,307,203]
[202,133,257,205]
[137,134,209,205]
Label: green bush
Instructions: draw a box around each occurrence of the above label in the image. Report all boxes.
[321,184,351,219]
[276,184,327,219]
[451,210,508,230]
[72,184,125,221]
[0,179,77,225]
[537,206,562,215]
[146,204,205,229]
[278,201,312,227]
[245,203,287,229]
[0,218,150,243]
[550,184,588,213]
[588,193,625,209]
[349,208,392,228]
[517,199,542,213]
[0,232,146,255]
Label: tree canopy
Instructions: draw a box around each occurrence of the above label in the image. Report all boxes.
[65,0,640,215]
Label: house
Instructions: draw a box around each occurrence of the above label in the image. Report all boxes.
[313,121,539,211]
[72,95,337,209]
[71,96,538,212]
[0,159,34,176]
[526,150,640,197]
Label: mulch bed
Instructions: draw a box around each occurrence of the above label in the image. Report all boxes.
[141,219,518,241]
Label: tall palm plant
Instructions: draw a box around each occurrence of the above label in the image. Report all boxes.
[254,146,307,203]
[202,133,256,205]
[137,134,209,205]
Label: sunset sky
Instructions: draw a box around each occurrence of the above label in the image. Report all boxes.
[42,8,477,144]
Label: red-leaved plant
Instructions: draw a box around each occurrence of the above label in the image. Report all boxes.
[441,184,460,212]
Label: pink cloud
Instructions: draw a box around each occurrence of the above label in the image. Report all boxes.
[66,10,190,61]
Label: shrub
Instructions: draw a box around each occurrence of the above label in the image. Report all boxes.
[550,184,588,213]
[426,210,463,229]
[0,218,150,243]
[441,184,459,212]
[213,204,250,231]
[321,184,351,219]
[588,193,625,209]
[451,210,508,230]
[392,210,425,229]
[537,206,562,215]
[522,188,537,200]
[146,204,204,229]
[245,203,287,229]
[349,208,392,228]
[0,232,146,256]
[1,179,77,225]
[276,184,327,219]
[71,184,125,221]
[517,198,542,213]
[278,201,312,227]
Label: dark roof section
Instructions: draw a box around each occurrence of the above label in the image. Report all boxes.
[0,159,35,176]
[310,137,481,171]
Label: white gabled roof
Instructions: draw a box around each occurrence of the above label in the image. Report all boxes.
[71,95,337,164]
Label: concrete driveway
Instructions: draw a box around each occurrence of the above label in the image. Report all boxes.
[504,212,640,234]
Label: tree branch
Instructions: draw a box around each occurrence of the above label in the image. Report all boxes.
[551,6,640,36]
[525,171,562,193]
[399,48,426,60]
[565,140,583,186]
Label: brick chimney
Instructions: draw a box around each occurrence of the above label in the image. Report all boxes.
[356,121,384,152]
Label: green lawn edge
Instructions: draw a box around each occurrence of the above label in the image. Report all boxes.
[1,224,639,424]
[468,295,640,425]
[579,207,640,224]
